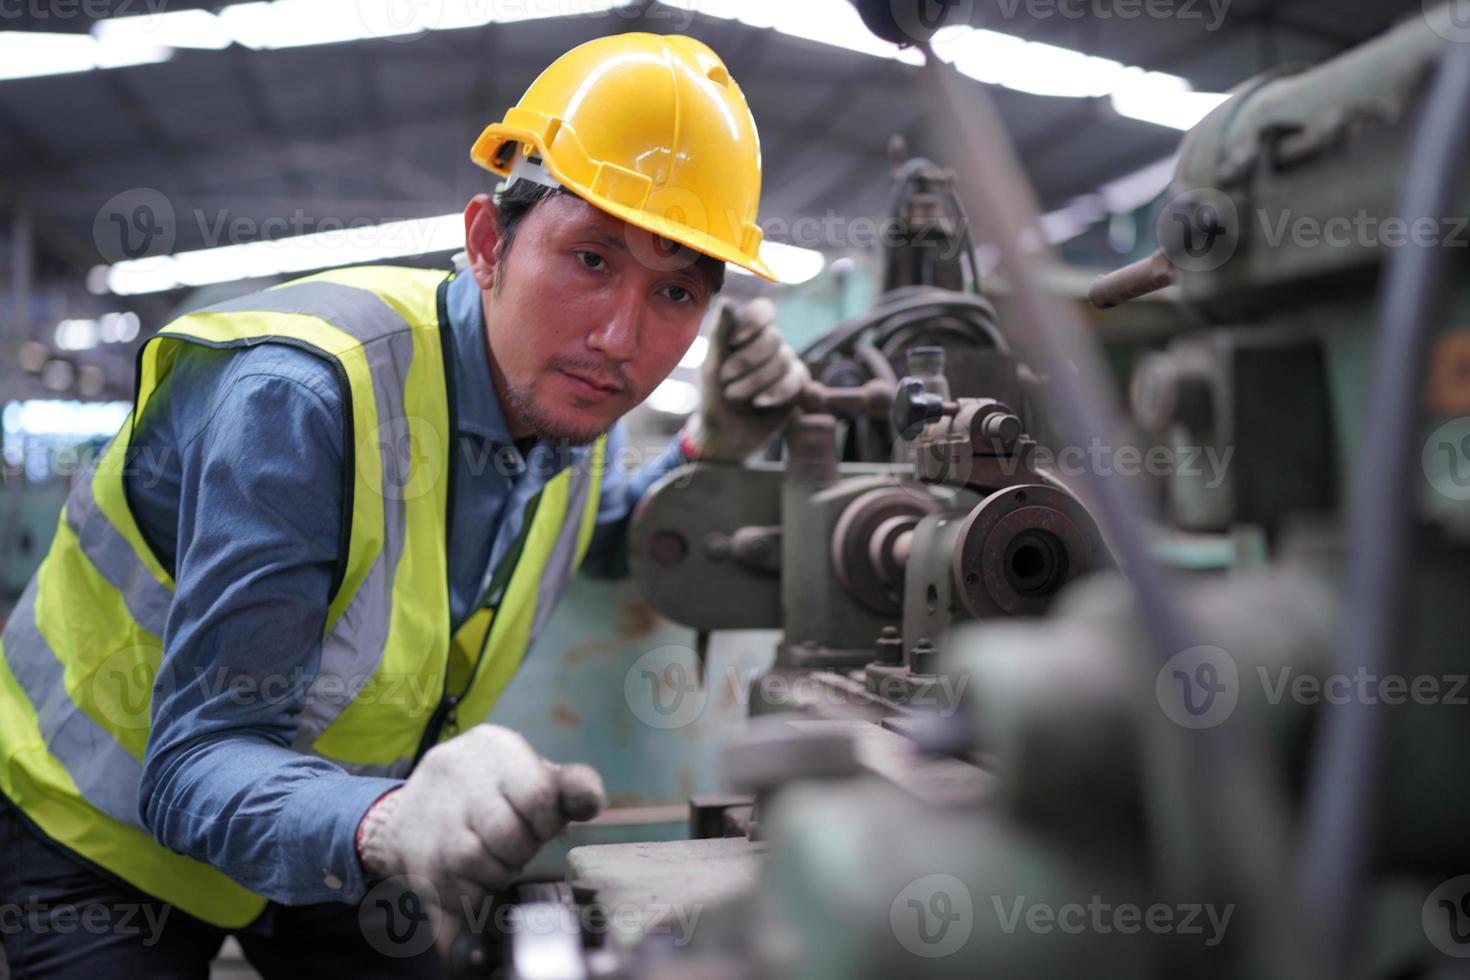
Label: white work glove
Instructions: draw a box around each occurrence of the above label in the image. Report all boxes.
[684,297,808,463]
[356,724,605,949]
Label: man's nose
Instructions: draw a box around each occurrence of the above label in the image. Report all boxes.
[585,288,641,363]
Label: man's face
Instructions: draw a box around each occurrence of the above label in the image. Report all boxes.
[474,192,716,445]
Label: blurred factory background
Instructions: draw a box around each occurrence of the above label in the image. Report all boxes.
[0,1,1417,579]
[0,4,1450,976]
[0,0,1420,839]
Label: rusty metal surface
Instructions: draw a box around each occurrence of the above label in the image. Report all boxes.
[954,483,1111,618]
[1087,248,1174,309]
[830,486,940,615]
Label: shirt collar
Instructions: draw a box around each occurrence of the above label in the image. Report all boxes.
[446,270,515,446]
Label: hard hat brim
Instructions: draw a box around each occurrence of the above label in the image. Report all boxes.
[471,126,781,284]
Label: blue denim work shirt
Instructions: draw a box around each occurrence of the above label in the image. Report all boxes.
[123,270,686,905]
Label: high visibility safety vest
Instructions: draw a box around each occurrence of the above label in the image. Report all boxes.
[0,265,606,927]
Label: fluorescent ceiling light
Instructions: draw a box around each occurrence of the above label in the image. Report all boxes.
[102,213,465,295]
[927,26,1227,130]
[679,335,709,370]
[0,31,168,81]
[1110,72,1230,130]
[100,214,825,295]
[931,27,1127,98]
[730,241,827,285]
[662,0,924,64]
[220,0,624,50]
[6,0,1228,133]
[93,9,234,50]
[662,2,1226,131]
[646,378,700,416]
[1,400,131,439]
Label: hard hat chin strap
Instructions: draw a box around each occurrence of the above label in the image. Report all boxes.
[502,143,562,195]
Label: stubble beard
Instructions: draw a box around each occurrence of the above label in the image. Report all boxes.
[504,374,618,447]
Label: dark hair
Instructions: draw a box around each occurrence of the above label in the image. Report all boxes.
[492,180,726,295]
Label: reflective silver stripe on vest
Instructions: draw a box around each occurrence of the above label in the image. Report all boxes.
[194,282,419,753]
[0,578,147,829]
[527,452,598,646]
[62,452,172,640]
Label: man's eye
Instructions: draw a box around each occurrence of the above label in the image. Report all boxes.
[577,251,605,270]
[661,285,693,304]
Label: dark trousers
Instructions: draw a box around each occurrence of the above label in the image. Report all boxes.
[0,795,444,979]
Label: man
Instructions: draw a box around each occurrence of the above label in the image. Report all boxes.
[0,33,805,977]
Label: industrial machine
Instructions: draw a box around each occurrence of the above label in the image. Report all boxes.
[451,5,1470,978]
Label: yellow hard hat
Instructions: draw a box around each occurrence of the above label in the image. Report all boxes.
[470,32,776,282]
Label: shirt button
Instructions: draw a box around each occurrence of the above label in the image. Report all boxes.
[323,872,343,890]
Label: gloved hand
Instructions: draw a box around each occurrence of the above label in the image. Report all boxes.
[684,297,808,463]
[356,724,605,948]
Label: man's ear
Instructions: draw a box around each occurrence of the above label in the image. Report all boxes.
[463,193,502,291]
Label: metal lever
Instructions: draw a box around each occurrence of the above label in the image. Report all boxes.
[889,377,956,436]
